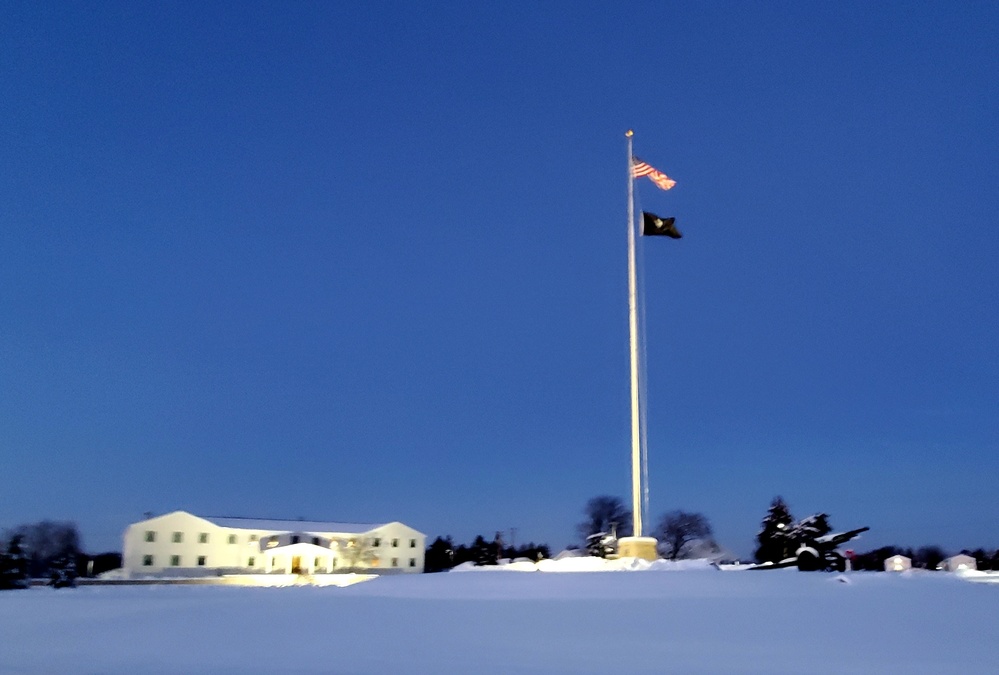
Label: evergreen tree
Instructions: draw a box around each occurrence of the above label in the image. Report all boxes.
[424,536,456,573]
[514,543,550,562]
[7,521,82,579]
[915,546,946,570]
[0,534,30,590]
[50,526,81,587]
[970,549,989,571]
[49,549,78,588]
[754,496,795,563]
[451,543,471,566]
[470,535,497,566]
[787,513,832,546]
[47,530,80,588]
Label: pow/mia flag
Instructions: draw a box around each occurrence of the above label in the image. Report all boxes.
[641,212,682,239]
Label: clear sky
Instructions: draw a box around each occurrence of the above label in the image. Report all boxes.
[2,1,997,557]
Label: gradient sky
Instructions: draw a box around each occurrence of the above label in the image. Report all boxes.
[3,1,997,557]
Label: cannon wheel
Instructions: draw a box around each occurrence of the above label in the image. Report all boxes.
[796,549,821,572]
[824,552,846,572]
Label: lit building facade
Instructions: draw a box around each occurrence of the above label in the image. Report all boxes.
[122,510,425,576]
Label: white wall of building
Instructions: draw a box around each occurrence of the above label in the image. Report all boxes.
[884,555,912,572]
[942,554,977,572]
[364,522,426,572]
[122,511,425,576]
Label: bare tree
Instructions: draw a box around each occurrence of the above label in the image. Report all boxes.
[577,496,632,546]
[334,535,377,570]
[655,510,714,560]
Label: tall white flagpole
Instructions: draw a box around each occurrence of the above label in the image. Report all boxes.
[621,130,657,560]
[626,130,643,539]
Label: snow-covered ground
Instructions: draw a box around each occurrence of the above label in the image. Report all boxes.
[2,565,997,674]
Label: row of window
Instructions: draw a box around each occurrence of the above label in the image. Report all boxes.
[140,555,419,568]
[371,538,418,548]
[144,531,421,548]
[144,531,263,545]
[143,555,210,567]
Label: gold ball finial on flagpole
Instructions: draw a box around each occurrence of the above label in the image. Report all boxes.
[625,129,634,137]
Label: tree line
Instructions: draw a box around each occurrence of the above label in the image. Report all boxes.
[425,494,998,572]
[849,546,999,571]
[1,521,121,590]
[425,534,551,573]
[9,503,996,586]
[424,495,720,572]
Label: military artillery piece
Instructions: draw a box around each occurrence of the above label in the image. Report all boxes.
[750,527,870,572]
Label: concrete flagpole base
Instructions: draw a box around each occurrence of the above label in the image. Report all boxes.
[618,536,658,561]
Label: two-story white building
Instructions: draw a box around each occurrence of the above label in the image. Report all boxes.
[122,511,425,576]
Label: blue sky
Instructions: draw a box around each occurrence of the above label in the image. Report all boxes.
[2,1,997,556]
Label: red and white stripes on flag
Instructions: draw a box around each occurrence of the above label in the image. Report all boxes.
[631,157,676,191]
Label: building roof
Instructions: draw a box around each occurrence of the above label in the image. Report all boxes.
[203,516,389,534]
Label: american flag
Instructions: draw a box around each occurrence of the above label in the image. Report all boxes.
[631,157,676,191]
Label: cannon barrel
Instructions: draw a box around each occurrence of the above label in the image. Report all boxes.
[815,526,870,549]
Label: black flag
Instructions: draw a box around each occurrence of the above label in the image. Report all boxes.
[642,211,681,239]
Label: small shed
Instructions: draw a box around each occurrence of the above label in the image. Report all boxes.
[941,554,977,572]
[885,554,912,572]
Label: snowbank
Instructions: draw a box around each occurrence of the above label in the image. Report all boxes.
[451,556,720,573]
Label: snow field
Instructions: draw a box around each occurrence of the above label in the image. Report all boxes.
[1,568,997,674]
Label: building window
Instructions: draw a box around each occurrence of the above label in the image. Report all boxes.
[249,534,258,542]
[291,535,300,544]
[409,558,416,567]
[198,533,209,544]
[410,539,416,548]
[142,555,154,566]
[391,558,398,567]
[392,539,399,548]
[197,556,206,566]
[170,555,181,567]
[372,538,381,547]
[144,531,156,543]
[312,537,320,545]
[228,534,237,545]
[314,557,321,568]
[172,532,183,543]
[248,557,255,567]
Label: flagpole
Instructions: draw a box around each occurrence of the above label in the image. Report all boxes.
[619,133,668,561]
[625,130,643,539]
